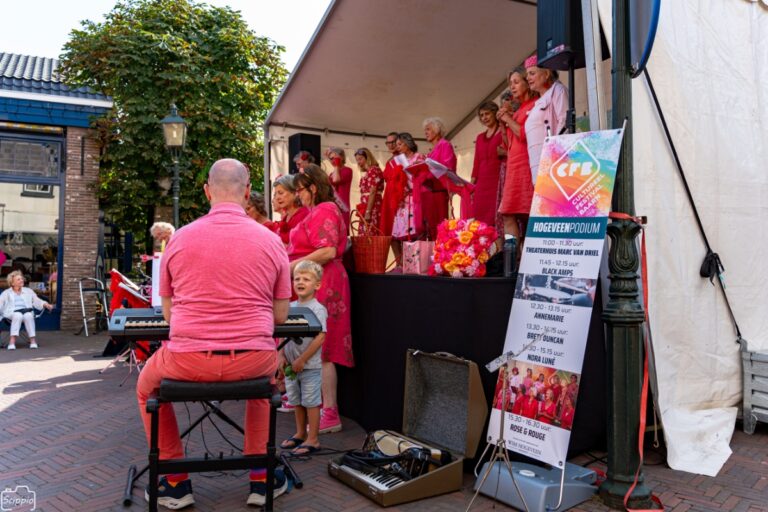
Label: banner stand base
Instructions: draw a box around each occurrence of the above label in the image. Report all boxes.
[473,461,597,511]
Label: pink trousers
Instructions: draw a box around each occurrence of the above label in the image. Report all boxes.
[136,346,277,459]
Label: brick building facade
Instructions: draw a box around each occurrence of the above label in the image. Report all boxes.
[60,128,102,329]
[0,52,111,331]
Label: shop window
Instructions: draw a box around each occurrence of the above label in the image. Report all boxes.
[0,137,61,178]
[0,183,60,304]
[21,183,54,198]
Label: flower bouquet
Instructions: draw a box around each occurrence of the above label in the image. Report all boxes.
[429,218,497,278]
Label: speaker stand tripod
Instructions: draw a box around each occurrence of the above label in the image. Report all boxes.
[466,363,531,512]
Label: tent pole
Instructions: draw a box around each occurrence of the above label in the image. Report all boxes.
[581,0,606,130]
[263,125,272,217]
[599,0,653,509]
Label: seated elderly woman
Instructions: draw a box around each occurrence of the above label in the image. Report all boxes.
[1,270,54,350]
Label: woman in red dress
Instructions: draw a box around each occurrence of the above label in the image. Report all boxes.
[548,374,563,403]
[354,148,383,234]
[519,385,540,420]
[289,164,353,434]
[498,67,537,240]
[326,147,354,213]
[558,393,575,430]
[471,101,505,228]
[511,386,526,415]
[272,175,309,246]
[566,374,579,405]
[245,191,278,231]
[537,389,558,425]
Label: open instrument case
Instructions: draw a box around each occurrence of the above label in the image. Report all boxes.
[328,350,488,506]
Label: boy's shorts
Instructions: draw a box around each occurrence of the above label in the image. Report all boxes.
[285,367,322,408]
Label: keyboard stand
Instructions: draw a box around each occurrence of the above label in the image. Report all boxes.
[124,400,246,506]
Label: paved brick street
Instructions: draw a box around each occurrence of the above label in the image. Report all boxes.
[1,332,766,511]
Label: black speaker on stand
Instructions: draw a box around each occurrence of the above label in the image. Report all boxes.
[537,0,609,133]
[288,133,321,174]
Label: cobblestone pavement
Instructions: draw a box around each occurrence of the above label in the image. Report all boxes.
[0,332,766,511]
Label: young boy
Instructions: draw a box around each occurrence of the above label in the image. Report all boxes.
[279,260,327,454]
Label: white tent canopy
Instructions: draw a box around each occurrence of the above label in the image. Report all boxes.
[265,0,538,139]
[265,0,768,477]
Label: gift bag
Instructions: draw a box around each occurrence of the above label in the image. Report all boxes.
[403,240,434,275]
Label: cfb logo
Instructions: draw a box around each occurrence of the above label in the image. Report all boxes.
[553,161,596,179]
[548,140,601,201]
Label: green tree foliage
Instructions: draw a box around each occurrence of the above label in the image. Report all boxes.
[60,0,287,237]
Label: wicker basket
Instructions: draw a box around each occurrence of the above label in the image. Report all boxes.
[351,212,391,274]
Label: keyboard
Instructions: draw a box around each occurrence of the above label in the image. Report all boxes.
[336,464,406,491]
[109,306,322,342]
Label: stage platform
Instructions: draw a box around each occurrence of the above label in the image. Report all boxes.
[340,272,608,458]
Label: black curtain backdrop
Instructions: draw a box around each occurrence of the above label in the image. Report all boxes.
[338,273,607,458]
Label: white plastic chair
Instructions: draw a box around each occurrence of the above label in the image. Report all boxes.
[1,308,46,348]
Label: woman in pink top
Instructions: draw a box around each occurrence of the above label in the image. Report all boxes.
[470,101,504,228]
[353,148,384,234]
[289,164,352,434]
[424,117,457,170]
[423,117,456,240]
[498,67,538,240]
[524,55,568,184]
[523,367,534,390]
[326,147,354,212]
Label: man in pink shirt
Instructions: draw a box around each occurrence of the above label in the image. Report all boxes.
[136,158,291,509]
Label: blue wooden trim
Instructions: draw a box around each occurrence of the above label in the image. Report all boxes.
[0,97,107,128]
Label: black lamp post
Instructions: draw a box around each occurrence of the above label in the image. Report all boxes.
[599,0,654,508]
[160,103,187,228]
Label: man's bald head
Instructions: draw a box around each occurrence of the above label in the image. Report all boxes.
[205,159,250,205]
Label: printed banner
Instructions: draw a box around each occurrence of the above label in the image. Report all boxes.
[486,129,624,467]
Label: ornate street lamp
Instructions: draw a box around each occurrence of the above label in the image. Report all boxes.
[599,0,653,508]
[160,103,187,228]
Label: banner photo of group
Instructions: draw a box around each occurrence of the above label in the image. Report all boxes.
[487,128,624,468]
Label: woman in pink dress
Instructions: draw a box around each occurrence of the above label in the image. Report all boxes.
[272,175,309,246]
[353,148,383,234]
[523,367,534,390]
[498,67,538,240]
[289,164,353,434]
[423,117,456,240]
[470,101,504,227]
[520,386,540,420]
[326,147,354,212]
